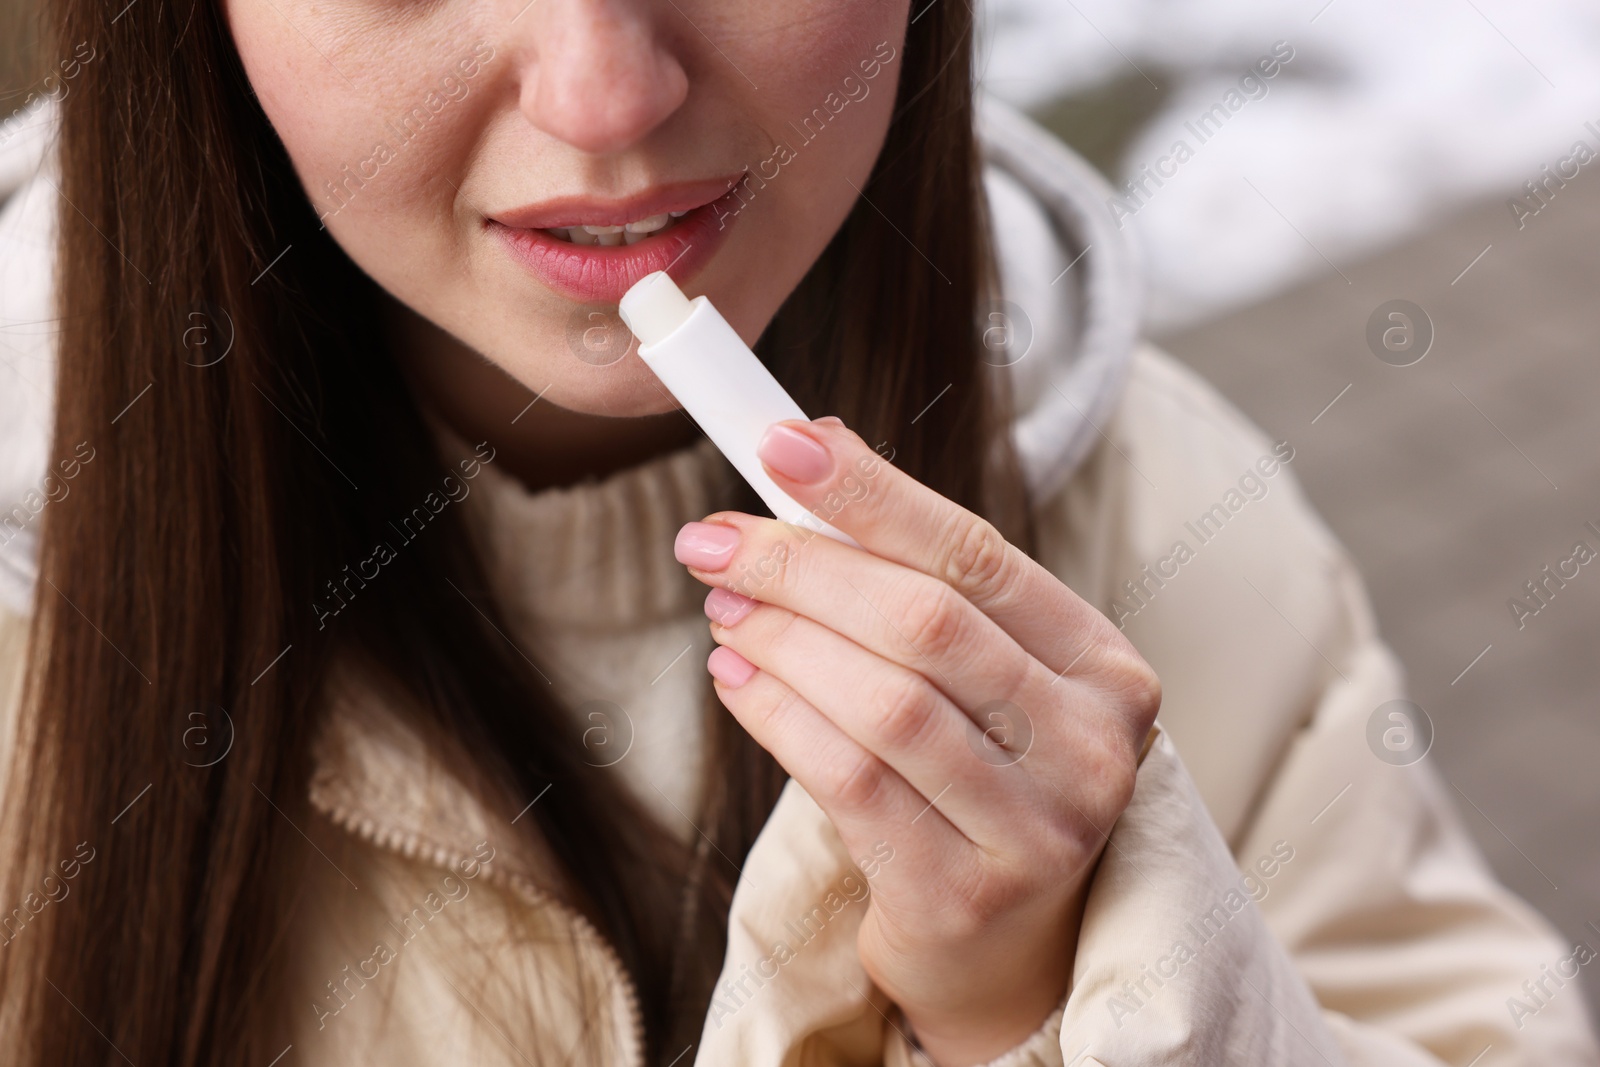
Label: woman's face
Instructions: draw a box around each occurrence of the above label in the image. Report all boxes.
[223,0,908,418]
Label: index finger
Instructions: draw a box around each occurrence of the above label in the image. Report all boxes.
[755,418,1128,678]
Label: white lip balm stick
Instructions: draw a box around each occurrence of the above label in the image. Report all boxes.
[618,271,862,548]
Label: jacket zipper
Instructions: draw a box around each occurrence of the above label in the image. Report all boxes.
[311,796,648,1067]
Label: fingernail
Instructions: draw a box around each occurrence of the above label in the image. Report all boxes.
[758,423,833,484]
[705,587,757,626]
[815,415,845,427]
[675,521,740,570]
[708,646,757,687]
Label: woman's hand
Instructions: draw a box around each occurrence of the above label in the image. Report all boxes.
[675,417,1162,1066]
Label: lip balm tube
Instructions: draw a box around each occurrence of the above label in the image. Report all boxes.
[618,271,862,549]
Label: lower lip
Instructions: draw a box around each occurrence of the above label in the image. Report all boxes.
[488,186,743,304]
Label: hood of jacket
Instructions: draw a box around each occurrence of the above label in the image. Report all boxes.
[0,89,1140,617]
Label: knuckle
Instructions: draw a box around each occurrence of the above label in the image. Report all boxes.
[761,603,806,650]
[865,673,942,751]
[732,524,805,599]
[898,579,968,663]
[947,865,1034,939]
[819,749,890,813]
[1105,652,1164,733]
[1076,632,1164,758]
[939,514,1010,598]
[753,682,806,734]
[1134,667,1164,724]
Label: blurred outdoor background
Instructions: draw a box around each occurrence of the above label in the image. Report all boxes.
[5,0,1598,1025]
[977,0,1600,1022]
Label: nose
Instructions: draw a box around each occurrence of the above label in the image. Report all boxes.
[515,1,690,155]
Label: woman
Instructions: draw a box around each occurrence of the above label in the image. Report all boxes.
[0,0,1594,1064]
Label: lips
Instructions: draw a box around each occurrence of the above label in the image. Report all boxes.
[487,175,746,304]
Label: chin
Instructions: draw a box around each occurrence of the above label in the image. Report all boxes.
[544,359,687,419]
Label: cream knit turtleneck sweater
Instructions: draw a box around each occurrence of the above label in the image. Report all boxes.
[440,422,740,847]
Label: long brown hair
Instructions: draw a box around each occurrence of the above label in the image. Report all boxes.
[0,0,1030,1062]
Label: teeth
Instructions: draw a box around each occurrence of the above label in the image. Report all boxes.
[542,212,684,244]
[625,213,670,234]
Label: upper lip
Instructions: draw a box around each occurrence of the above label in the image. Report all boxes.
[488,173,746,231]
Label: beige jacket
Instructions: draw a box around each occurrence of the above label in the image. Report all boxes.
[4,346,1598,1066]
[2,94,1597,1067]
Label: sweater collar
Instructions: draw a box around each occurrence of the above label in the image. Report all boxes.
[445,421,739,631]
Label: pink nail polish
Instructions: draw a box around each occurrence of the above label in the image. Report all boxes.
[757,424,834,484]
[815,415,845,427]
[708,646,757,687]
[705,587,757,626]
[675,522,740,570]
